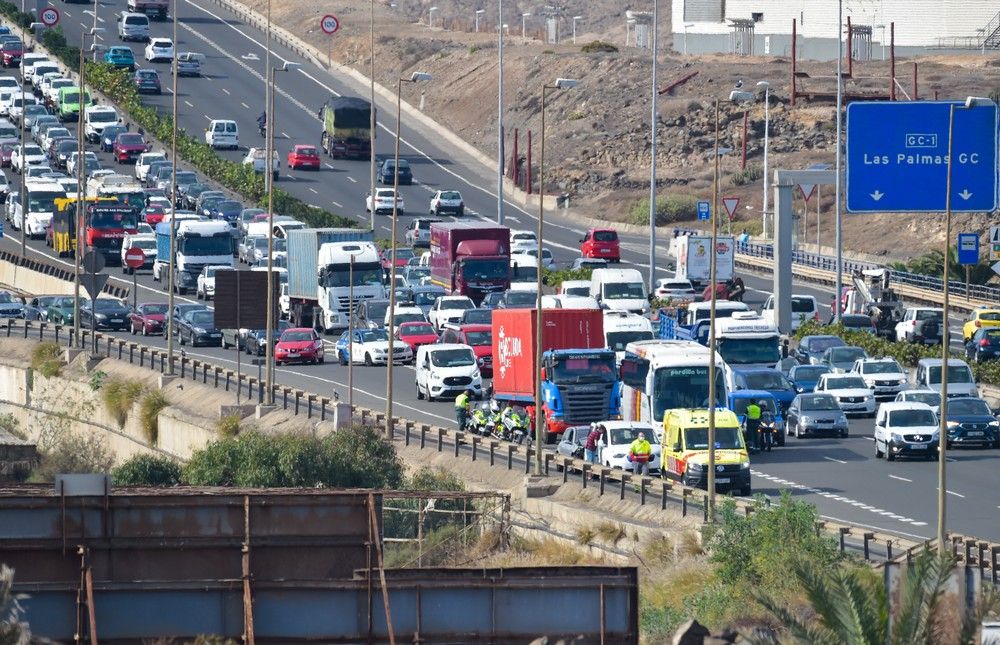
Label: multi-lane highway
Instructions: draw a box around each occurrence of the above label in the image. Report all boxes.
[0,0,995,544]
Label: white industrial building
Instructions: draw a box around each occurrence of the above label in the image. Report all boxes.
[672,0,1000,59]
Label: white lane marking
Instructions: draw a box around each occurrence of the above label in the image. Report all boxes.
[823,456,847,464]
[280,131,289,139]
[221,88,230,95]
[347,177,357,183]
[939,488,965,499]
[240,102,250,109]
[184,100,194,107]
[308,188,318,194]
[331,201,343,208]
[324,163,334,169]
[863,437,874,441]
[889,474,912,482]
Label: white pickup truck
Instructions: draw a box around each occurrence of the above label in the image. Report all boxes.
[242,147,279,181]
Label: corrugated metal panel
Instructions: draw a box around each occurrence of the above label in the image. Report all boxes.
[684,0,724,22]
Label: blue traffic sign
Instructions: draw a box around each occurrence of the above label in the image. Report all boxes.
[846,101,998,214]
[697,201,710,221]
[957,233,979,265]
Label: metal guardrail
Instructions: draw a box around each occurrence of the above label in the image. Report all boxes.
[6,318,999,572]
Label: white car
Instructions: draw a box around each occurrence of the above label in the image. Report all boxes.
[873,402,939,461]
[523,247,556,270]
[654,278,698,300]
[510,229,538,254]
[144,38,175,62]
[30,62,60,87]
[66,151,99,177]
[366,188,404,216]
[7,95,37,123]
[428,295,475,331]
[11,144,46,173]
[339,327,413,366]
[592,421,662,473]
[242,147,279,180]
[44,79,74,107]
[895,307,944,344]
[84,105,121,143]
[196,265,230,300]
[761,294,819,333]
[384,305,427,334]
[850,358,907,400]
[134,151,166,182]
[814,373,876,417]
[558,280,591,297]
[428,190,464,216]
[120,232,156,273]
[415,343,483,402]
[893,389,940,415]
[404,217,440,247]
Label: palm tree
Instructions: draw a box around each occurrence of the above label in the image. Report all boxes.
[0,565,30,645]
[752,549,1000,645]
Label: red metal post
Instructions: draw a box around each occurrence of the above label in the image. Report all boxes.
[890,22,896,101]
[790,19,797,107]
[526,130,532,195]
[847,16,853,78]
[913,62,918,100]
[741,110,748,170]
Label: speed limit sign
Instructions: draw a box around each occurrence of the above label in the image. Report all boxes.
[40,6,59,26]
[320,14,340,35]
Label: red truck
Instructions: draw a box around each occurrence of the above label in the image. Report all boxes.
[429,222,510,303]
[492,308,620,442]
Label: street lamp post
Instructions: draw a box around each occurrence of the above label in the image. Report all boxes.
[370,0,376,233]
[166,0,180,370]
[386,71,432,439]
[475,9,485,32]
[521,12,531,41]
[706,98,721,517]
[834,0,844,320]
[264,61,300,406]
[534,77,578,475]
[572,16,581,44]
[757,80,770,238]
[647,0,658,293]
[497,1,505,225]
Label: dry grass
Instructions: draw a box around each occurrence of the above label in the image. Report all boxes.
[576,526,596,546]
[643,536,674,565]
[138,390,168,444]
[215,414,242,439]
[30,342,63,378]
[596,521,628,545]
[101,378,145,427]
[676,530,705,557]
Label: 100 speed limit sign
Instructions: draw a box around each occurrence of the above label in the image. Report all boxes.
[320,14,340,35]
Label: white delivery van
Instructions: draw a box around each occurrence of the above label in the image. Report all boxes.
[590,268,649,314]
[205,119,238,149]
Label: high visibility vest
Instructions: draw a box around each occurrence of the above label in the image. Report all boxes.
[455,393,470,410]
[629,439,652,463]
[746,404,762,420]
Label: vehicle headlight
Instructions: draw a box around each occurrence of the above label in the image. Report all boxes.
[988,421,999,428]
[194,327,205,334]
[837,414,848,424]
[946,421,960,428]
[687,462,705,471]
[94,313,107,321]
[891,433,903,443]
[800,416,813,424]
[740,462,750,469]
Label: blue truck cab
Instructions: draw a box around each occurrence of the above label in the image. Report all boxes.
[537,348,622,440]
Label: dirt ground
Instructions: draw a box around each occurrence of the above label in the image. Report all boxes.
[237,0,1000,259]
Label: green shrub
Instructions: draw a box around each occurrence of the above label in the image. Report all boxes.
[0,413,23,440]
[112,453,182,486]
[31,431,113,482]
[730,164,763,186]
[581,40,618,54]
[138,390,168,444]
[542,266,592,288]
[468,45,479,54]
[30,342,63,378]
[102,378,145,427]
[627,195,699,226]
[215,413,241,438]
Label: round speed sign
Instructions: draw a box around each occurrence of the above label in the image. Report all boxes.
[320,14,340,35]
[40,6,60,26]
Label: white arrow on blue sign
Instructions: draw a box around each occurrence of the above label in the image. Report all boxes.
[846,101,999,214]
[697,201,710,221]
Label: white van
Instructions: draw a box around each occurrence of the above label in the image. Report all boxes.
[589,268,649,314]
[205,119,238,149]
[913,358,978,399]
[760,293,819,333]
[415,343,483,402]
[117,12,151,42]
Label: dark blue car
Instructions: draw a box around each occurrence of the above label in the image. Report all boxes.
[944,397,999,449]
[788,364,831,394]
[378,158,412,185]
[732,368,797,413]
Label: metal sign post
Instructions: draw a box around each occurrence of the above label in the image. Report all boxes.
[124,247,145,311]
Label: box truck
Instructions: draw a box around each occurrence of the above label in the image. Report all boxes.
[429,222,510,303]
[671,234,735,288]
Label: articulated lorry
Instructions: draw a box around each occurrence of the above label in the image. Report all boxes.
[492,308,620,443]
[154,219,234,294]
[671,234,735,289]
[429,222,511,303]
[318,97,372,160]
[286,228,383,332]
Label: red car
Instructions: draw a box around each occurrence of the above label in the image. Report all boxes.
[274,327,325,365]
[439,323,493,377]
[143,204,166,225]
[395,321,439,352]
[113,132,150,164]
[381,247,415,271]
[580,228,620,262]
[287,144,321,170]
[0,41,23,67]
[0,141,16,167]
[129,302,168,336]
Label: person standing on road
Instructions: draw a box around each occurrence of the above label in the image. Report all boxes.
[628,431,652,477]
[584,426,602,464]
[745,401,762,452]
[454,389,472,430]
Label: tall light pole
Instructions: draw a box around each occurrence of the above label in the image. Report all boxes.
[834,0,844,320]
[429,6,438,29]
[647,0,658,293]
[17,46,25,260]
[521,12,531,41]
[497,1,504,226]
[475,8,484,32]
[166,0,180,371]
[264,61,299,406]
[74,27,103,348]
[572,15,581,44]
[386,71,432,440]
[757,80,770,238]
[706,98,720,518]
[369,0,376,233]
[534,77,578,475]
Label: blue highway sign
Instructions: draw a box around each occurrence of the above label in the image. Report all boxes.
[697,200,710,221]
[957,233,979,266]
[846,101,998,213]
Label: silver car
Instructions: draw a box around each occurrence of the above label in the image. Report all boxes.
[176,52,203,76]
[404,217,440,247]
[785,393,849,438]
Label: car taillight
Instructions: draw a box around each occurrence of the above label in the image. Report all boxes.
[981,339,990,347]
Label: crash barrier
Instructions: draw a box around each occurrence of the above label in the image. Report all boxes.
[8,318,997,573]
[0,248,130,300]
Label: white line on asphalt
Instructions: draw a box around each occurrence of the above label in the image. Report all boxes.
[240,102,250,109]
[63,9,71,16]
[331,201,343,208]
[347,177,357,183]
[863,437,874,441]
[281,131,289,139]
[204,114,211,120]
[221,88,230,95]
[324,163,334,169]
[823,456,847,464]
[308,188,318,194]
[184,100,193,107]
[507,216,520,223]
[889,474,912,483]
[939,488,965,498]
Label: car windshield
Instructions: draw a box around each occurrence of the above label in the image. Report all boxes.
[412,291,442,306]
[888,409,937,427]
[511,265,537,281]
[948,399,991,415]
[92,300,123,311]
[439,191,461,199]
[842,316,872,327]
[743,371,793,390]
[606,330,655,352]
[684,426,742,450]
[22,145,42,156]
[603,282,645,299]
[281,331,314,342]
[791,366,829,381]
[132,239,156,250]
[791,297,815,312]
[927,365,973,384]
[904,392,940,407]
[103,126,126,140]
[806,337,845,352]
[119,134,143,145]
[188,311,213,326]
[463,309,491,324]
[717,338,781,366]
[464,330,491,346]
[462,259,508,281]
[402,323,435,335]
[406,267,429,279]
[800,395,840,411]
[394,313,425,325]
[550,354,616,384]
[504,292,536,306]
[89,111,117,122]
[90,208,137,229]
[916,310,943,321]
[430,348,475,367]
[862,361,903,374]
[440,298,474,311]
[395,248,415,260]
[607,427,656,445]
[360,329,388,343]
[141,304,168,314]
[296,147,318,156]
[826,377,867,389]
[977,312,1000,322]
[27,192,62,212]
[829,347,866,363]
